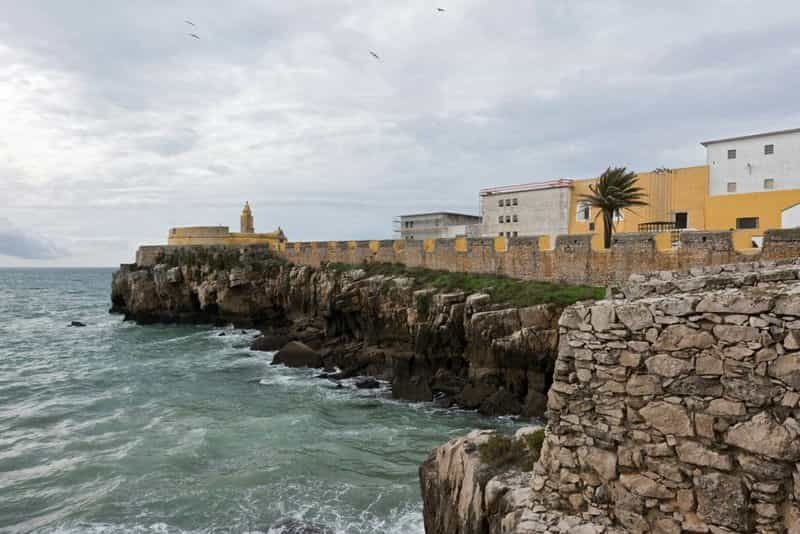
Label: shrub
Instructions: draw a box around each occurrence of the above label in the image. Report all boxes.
[478,430,544,472]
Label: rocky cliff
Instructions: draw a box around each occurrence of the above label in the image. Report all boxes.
[111,245,568,416]
[421,259,800,534]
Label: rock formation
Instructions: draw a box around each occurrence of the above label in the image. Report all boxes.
[111,246,563,416]
[422,259,800,533]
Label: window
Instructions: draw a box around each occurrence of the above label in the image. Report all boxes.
[765,144,774,155]
[498,216,503,224]
[588,222,595,231]
[505,215,511,223]
[505,199,512,207]
[727,182,737,193]
[613,209,624,222]
[736,217,759,229]
[498,232,503,236]
[512,198,518,206]
[674,212,688,229]
[727,149,736,159]
[576,201,590,221]
[512,214,518,222]
[764,178,775,189]
[513,231,518,237]
[498,199,503,207]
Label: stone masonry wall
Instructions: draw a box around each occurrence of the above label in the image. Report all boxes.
[135,229,800,286]
[533,259,800,533]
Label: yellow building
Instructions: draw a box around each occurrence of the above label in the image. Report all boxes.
[167,202,287,251]
[569,166,709,249]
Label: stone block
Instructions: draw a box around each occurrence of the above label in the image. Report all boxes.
[695,472,748,530]
[646,354,693,377]
[639,401,693,436]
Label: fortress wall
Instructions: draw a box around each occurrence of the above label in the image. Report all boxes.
[140,229,800,283]
[534,263,800,532]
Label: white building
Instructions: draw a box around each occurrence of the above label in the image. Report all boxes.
[702,127,800,196]
[478,179,572,241]
[396,212,482,240]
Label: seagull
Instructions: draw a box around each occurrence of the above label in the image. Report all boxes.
[369,50,380,60]
[188,33,200,39]
[437,7,446,12]
[185,20,195,26]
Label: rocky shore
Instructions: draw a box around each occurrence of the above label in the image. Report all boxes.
[421,259,800,534]
[110,245,591,417]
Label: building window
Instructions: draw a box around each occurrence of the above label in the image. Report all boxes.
[588,222,595,231]
[506,199,512,207]
[498,199,503,207]
[498,232,503,236]
[512,198,518,206]
[765,144,774,155]
[576,201,590,221]
[513,231,518,237]
[505,215,511,223]
[613,209,624,222]
[736,217,759,230]
[674,212,688,229]
[727,182,737,193]
[764,178,775,189]
[512,214,518,222]
[727,149,736,159]
[498,216,503,224]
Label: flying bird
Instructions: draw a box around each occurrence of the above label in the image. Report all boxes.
[437,7,446,12]
[185,20,195,26]
[188,33,200,39]
[369,50,380,60]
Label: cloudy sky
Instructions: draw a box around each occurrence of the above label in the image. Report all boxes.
[1,1,799,266]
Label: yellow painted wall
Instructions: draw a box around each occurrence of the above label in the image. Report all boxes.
[167,229,286,250]
[705,189,800,248]
[568,166,709,249]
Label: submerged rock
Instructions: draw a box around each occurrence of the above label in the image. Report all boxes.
[250,333,290,352]
[272,341,323,368]
[68,321,86,327]
[267,518,334,534]
[354,377,380,389]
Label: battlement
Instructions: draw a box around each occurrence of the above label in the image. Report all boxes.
[282,228,800,284]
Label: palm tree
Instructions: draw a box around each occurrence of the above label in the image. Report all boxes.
[579,167,648,249]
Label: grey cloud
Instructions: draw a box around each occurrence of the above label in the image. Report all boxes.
[0,218,69,259]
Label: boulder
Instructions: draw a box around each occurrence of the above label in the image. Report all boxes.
[250,334,291,352]
[479,388,522,416]
[272,341,323,368]
[355,377,380,389]
[68,321,87,327]
[267,518,334,534]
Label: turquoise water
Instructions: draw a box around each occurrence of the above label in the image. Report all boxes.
[0,269,519,534]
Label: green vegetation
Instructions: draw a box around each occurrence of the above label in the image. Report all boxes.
[158,246,286,274]
[578,166,648,249]
[326,261,604,307]
[478,428,545,472]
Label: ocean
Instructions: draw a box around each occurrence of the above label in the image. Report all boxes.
[0,268,518,534]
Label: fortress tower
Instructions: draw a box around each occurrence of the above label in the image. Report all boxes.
[240,201,254,233]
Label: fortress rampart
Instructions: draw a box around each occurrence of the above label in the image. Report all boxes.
[134,228,800,285]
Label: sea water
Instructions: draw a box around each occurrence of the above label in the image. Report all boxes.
[0,269,520,533]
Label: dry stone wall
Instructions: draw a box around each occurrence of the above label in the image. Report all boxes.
[534,259,800,533]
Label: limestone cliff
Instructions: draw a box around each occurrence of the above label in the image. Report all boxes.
[421,259,800,534]
[110,245,562,416]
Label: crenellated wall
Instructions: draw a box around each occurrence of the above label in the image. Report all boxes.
[133,229,800,285]
[280,229,800,285]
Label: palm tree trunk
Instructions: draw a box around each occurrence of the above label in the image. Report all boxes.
[603,210,613,249]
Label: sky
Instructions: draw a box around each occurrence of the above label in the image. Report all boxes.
[1,1,800,267]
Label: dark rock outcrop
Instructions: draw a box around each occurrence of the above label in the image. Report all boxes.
[68,321,86,327]
[272,341,323,368]
[110,246,564,416]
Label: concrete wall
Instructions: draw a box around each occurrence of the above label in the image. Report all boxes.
[398,213,481,241]
[706,129,800,196]
[479,184,571,241]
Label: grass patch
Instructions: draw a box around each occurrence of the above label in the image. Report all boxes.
[326,261,603,308]
[478,429,545,472]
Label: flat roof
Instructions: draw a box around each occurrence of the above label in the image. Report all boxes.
[398,211,480,219]
[700,127,800,146]
[480,178,573,195]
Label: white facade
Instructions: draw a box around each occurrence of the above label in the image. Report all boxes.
[397,212,481,240]
[478,179,572,241]
[703,128,800,196]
